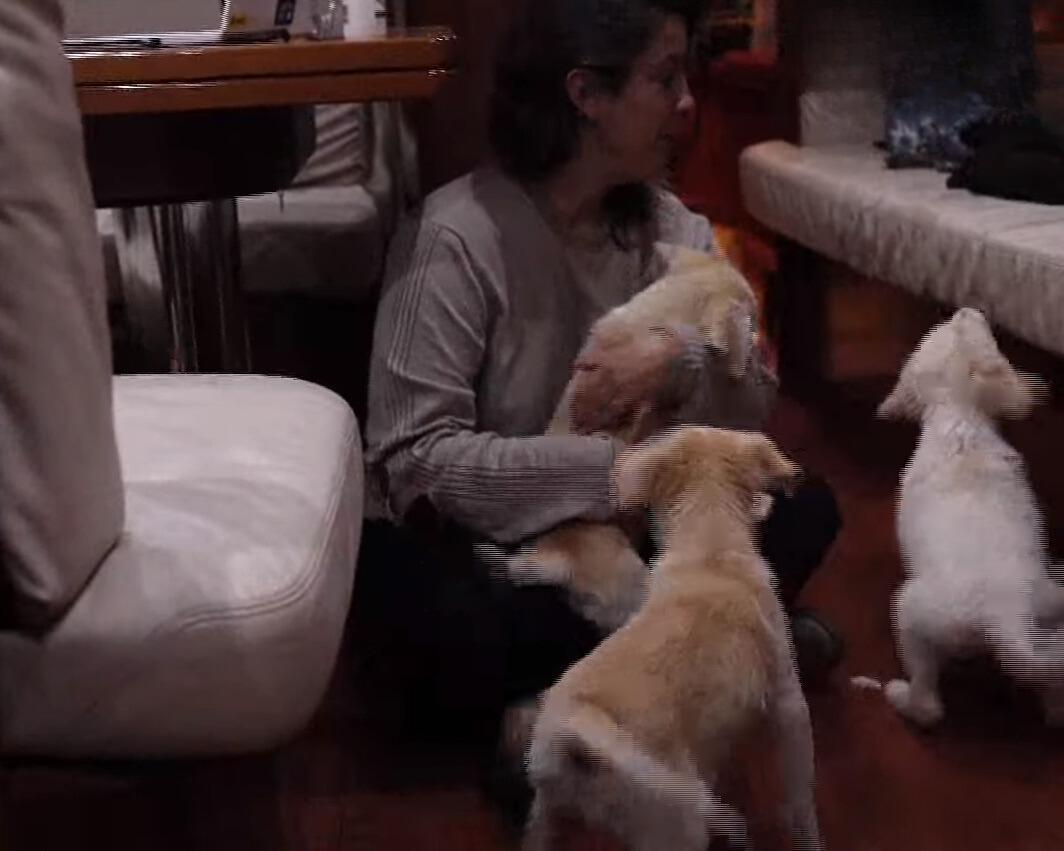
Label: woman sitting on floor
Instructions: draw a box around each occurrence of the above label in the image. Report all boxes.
[354,0,843,755]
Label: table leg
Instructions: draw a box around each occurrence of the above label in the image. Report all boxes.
[113,199,252,374]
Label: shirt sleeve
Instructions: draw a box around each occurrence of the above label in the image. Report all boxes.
[365,218,619,545]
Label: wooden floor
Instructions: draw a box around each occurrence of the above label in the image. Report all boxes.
[3,370,1064,850]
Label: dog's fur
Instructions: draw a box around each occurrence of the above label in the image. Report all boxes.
[878,307,1064,726]
[522,427,822,851]
[494,244,773,633]
[548,242,767,440]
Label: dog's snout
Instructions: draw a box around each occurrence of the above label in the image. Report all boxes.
[955,306,988,328]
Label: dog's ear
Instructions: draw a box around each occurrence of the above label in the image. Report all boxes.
[742,433,803,494]
[970,355,1049,419]
[566,328,630,434]
[953,308,1049,418]
[877,371,923,421]
[714,300,753,380]
[611,432,683,510]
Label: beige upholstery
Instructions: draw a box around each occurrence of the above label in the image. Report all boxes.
[62,0,224,37]
[0,0,125,626]
[245,100,417,301]
[795,0,884,147]
[0,0,364,758]
[97,101,415,303]
[0,376,362,758]
[741,142,1064,356]
[238,186,387,300]
[290,104,371,189]
[741,1,1064,358]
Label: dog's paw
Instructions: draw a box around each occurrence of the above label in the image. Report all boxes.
[502,551,571,588]
[883,679,910,709]
[885,679,944,727]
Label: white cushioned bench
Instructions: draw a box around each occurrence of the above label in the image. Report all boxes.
[739,0,1064,372]
[741,141,1064,357]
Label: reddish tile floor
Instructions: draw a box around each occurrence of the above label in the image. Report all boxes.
[3,383,1064,850]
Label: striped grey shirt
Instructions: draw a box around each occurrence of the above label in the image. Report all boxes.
[365,167,714,545]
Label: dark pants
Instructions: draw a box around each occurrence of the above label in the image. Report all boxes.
[350,477,841,745]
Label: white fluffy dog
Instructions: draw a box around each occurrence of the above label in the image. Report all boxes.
[492,243,775,632]
[878,307,1064,726]
[522,427,822,851]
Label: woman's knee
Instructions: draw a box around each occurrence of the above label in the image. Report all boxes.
[760,473,842,605]
[786,474,843,546]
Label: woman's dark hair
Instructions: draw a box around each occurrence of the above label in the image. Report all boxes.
[489,0,705,248]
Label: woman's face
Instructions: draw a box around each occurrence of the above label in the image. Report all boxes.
[580,14,695,184]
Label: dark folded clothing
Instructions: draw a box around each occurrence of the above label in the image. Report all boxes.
[948,113,1064,204]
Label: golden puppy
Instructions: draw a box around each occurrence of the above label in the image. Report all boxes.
[553,242,770,442]
[494,245,774,633]
[522,427,822,851]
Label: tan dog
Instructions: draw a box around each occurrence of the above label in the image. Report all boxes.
[494,244,775,633]
[522,427,822,851]
[554,242,771,441]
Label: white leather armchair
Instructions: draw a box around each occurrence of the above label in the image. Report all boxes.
[0,0,363,759]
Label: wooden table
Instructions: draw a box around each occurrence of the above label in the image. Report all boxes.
[69,28,456,373]
[72,27,456,115]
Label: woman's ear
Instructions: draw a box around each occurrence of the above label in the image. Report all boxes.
[565,68,608,123]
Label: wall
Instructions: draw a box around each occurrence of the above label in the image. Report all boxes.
[1035,0,1064,35]
[405,0,519,192]
[60,0,222,36]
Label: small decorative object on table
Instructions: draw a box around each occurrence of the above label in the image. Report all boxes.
[344,0,389,38]
[311,0,348,39]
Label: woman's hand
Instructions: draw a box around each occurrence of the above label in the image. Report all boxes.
[672,338,779,433]
[568,324,699,440]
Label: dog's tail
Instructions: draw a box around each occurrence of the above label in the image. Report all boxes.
[527,703,748,847]
[528,703,706,810]
[989,616,1064,683]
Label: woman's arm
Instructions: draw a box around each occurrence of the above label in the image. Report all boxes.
[366,219,620,545]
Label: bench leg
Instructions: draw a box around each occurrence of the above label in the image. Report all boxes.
[765,239,828,396]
